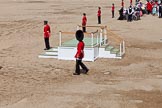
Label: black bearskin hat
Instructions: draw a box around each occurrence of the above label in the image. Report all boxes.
[75,30,84,41]
[44,20,48,25]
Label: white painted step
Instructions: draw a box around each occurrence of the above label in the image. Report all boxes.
[45,51,58,55]
[44,47,58,55]
[38,54,58,59]
[48,48,58,52]
[99,45,122,59]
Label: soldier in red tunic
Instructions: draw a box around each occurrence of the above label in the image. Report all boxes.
[130,0,132,5]
[97,7,101,24]
[43,20,51,50]
[146,1,152,14]
[73,30,89,75]
[82,13,87,32]
[112,3,115,18]
[121,0,124,7]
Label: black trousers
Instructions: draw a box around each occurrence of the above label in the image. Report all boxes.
[128,14,132,21]
[159,12,162,18]
[82,27,86,32]
[147,10,151,14]
[44,37,50,49]
[112,11,114,18]
[75,59,88,74]
[98,16,101,24]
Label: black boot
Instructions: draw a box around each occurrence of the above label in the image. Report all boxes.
[73,73,80,75]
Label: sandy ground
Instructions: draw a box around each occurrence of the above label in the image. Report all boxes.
[0,0,162,108]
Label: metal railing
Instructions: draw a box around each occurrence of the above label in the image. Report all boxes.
[59,30,99,47]
[77,25,108,46]
[59,25,125,57]
[106,28,125,57]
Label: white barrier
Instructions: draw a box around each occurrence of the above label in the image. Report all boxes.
[77,25,108,47]
[59,30,99,47]
[106,28,126,57]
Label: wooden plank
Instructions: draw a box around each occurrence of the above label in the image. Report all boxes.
[60,31,91,35]
[78,25,106,28]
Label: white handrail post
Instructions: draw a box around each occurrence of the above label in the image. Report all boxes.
[100,28,103,46]
[59,31,62,46]
[120,43,122,56]
[97,32,99,45]
[91,33,94,47]
[123,41,125,54]
[104,27,107,45]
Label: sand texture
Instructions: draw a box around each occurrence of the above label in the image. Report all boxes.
[0,0,162,108]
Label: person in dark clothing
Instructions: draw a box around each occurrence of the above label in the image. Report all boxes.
[118,7,124,20]
[112,3,115,18]
[159,3,162,18]
[43,20,51,50]
[73,30,89,75]
[128,7,133,22]
[97,7,101,24]
[82,13,87,32]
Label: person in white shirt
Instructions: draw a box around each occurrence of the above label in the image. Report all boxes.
[127,6,134,22]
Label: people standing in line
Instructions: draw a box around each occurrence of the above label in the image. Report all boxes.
[112,3,115,18]
[43,20,51,50]
[82,13,87,32]
[97,7,101,24]
[73,30,89,75]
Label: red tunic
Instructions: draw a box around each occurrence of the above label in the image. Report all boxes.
[147,2,152,11]
[112,5,115,11]
[75,41,84,59]
[130,0,132,4]
[44,24,51,38]
[121,1,124,7]
[98,9,101,16]
[82,16,87,26]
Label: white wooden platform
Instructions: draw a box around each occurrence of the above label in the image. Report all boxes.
[38,25,125,61]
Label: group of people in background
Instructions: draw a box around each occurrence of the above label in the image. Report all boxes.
[82,4,115,33]
[43,0,162,50]
[43,20,89,76]
[43,0,162,75]
[81,6,101,33]
[118,0,162,22]
[146,0,162,17]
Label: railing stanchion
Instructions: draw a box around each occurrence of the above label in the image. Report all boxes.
[123,41,125,54]
[59,31,62,46]
[104,27,107,45]
[100,29,103,46]
[97,33,99,45]
[91,33,94,47]
[120,43,122,56]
